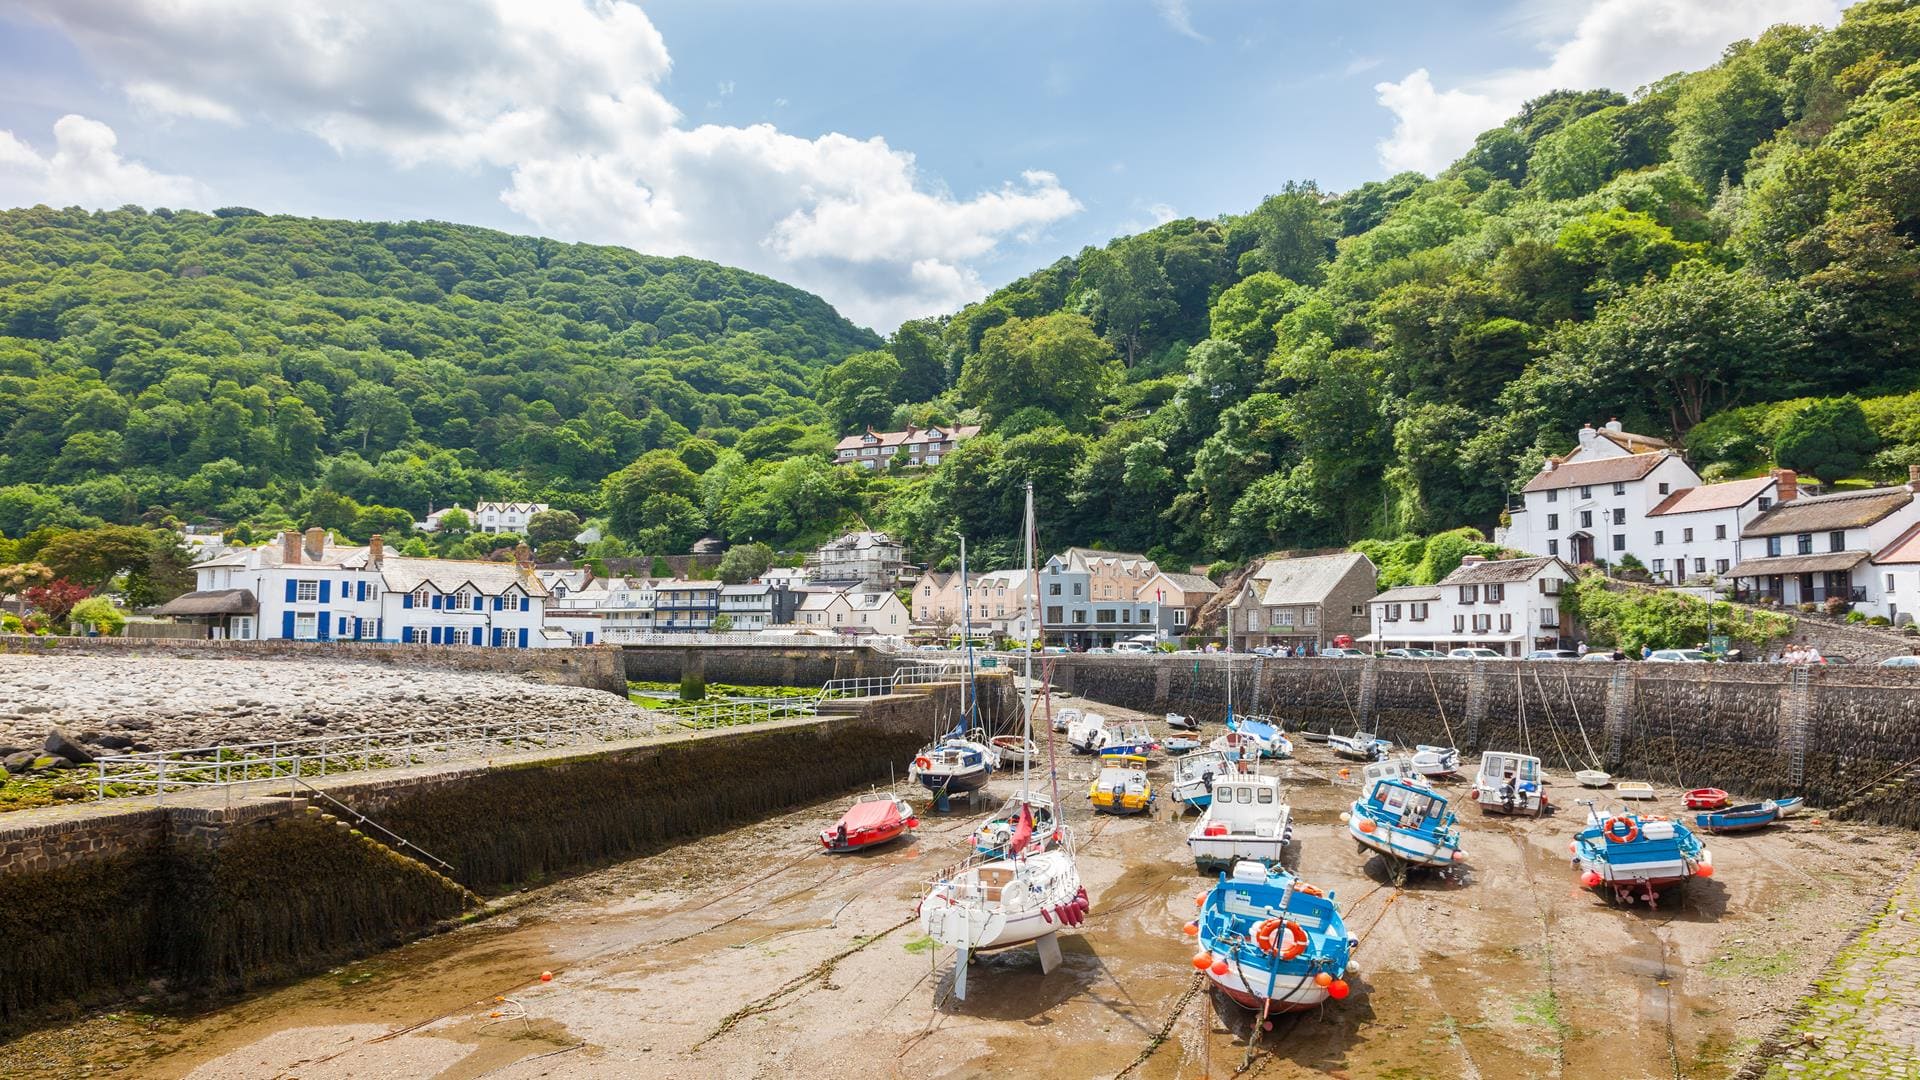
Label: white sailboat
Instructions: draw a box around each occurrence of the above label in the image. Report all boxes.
[918,483,1087,1000]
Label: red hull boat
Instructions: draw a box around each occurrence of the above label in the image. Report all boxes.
[822,794,918,852]
[1684,788,1730,811]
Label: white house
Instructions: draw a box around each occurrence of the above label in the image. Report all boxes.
[783,584,911,638]
[416,505,471,533]
[1872,516,1920,627]
[1510,426,1700,567]
[157,528,563,647]
[474,501,549,535]
[805,531,909,588]
[832,423,980,469]
[1366,555,1576,656]
[1728,470,1920,619]
[1641,473,1784,585]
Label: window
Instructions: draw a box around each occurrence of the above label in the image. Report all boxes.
[1141,609,1153,622]
[1173,609,1188,626]
[1829,531,1846,553]
[1612,508,1626,526]
[1796,533,1814,555]
[1539,610,1559,628]
[1767,536,1783,557]
[455,588,476,611]
[1452,614,1465,633]
[451,627,474,646]
[1547,514,1559,530]
[1486,584,1505,602]
[1049,583,1061,595]
[294,612,318,640]
[409,627,432,643]
[1654,530,1664,545]
[1072,583,1082,596]
[412,587,430,607]
[1580,511,1593,529]
[1539,578,1561,596]
[1612,534,1625,551]
[1889,573,1898,592]
[1473,614,1491,633]
[1682,528,1694,543]
[1096,609,1117,624]
[1653,559,1665,575]
[1352,604,1365,617]
[1499,613,1513,632]
[1715,524,1727,540]
[1547,490,1558,503]
[1658,482,1670,495]
[1579,486,1592,500]
[1411,602,1429,621]
[295,580,319,603]
[1459,584,1479,603]
[1384,604,1402,622]
[1613,482,1626,496]
[1758,497,1773,511]
[1716,560,1729,574]
[1072,610,1087,624]
[1304,609,1317,627]
[1548,539,1559,556]
[1046,605,1063,623]
[1274,608,1295,627]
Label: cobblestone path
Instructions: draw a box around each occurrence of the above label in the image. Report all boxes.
[1766,859,1920,1078]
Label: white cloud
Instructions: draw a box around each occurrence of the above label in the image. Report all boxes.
[1148,202,1178,225]
[1153,0,1207,42]
[1374,0,1845,173]
[0,115,205,208]
[12,0,1077,330]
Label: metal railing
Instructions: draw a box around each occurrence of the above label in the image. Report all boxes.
[92,712,682,799]
[614,631,910,649]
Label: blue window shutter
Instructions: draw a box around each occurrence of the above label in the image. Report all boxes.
[493,595,503,611]
[317,615,330,641]
[403,593,413,609]
[520,597,529,612]
[518,628,528,648]
[431,626,442,645]
[281,612,295,638]
[285,579,297,603]
[432,594,443,610]
[586,632,595,645]
[356,581,366,602]
[319,580,331,603]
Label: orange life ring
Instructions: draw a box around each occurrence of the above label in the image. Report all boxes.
[1253,918,1307,960]
[1294,883,1325,898]
[1603,816,1639,844]
[914,756,932,770]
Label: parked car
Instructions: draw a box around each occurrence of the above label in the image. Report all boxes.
[1525,649,1581,661]
[1579,652,1622,662]
[1380,647,1445,659]
[1113,641,1154,654]
[1319,647,1369,658]
[1086,646,1116,654]
[916,643,947,651]
[1646,649,1712,663]
[1447,647,1507,661]
[1880,655,1920,668]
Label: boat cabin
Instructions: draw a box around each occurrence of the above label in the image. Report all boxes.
[1360,757,1425,795]
[1364,778,1448,829]
[1205,775,1288,836]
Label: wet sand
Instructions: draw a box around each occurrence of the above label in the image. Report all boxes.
[3,694,1912,1079]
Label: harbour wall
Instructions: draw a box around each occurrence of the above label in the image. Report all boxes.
[0,674,1009,1031]
[1051,656,1920,825]
[0,635,629,696]
[619,641,899,687]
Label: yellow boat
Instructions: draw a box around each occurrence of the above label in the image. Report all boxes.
[1089,753,1154,814]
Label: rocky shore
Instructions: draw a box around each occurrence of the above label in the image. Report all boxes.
[0,654,643,765]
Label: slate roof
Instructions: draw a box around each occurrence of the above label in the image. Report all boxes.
[1740,487,1914,537]
[1236,552,1374,606]
[1874,520,1920,565]
[1647,475,1776,517]
[375,556,547,597]
[1369,585,1443,604]
[1149,571,1219,594]
[1522,452,1671,493]
[1438,556,1565,585]
[1727,551,1869,577]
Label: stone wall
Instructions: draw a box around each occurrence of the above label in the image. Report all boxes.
[0,634,628,696]
[1053,656,1920,825]
[0,673,1004,1030]
[620,642,897,687]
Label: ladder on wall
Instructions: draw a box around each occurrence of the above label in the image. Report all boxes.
[1785,665,1811,789]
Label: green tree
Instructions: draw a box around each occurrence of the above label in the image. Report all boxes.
[526,509,583,546]
[820,349,902,433]
[957,313,1120,430]
[69,596,126,636]
[603,450,701,540]
[1774,396,1879,482]
[717,541,775,584]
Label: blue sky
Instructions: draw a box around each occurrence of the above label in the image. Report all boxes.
[0,0,1843,330]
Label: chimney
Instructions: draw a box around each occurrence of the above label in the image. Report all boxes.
[1577,423,1597,448]
[1541,458,1555,473]
[1774,469,1799,503]
[1460,555,1488,567]
[1605,417,1624,433]
[1909,464,1920,493]
[282,529,302,565]
[514,542,533,570]
[369,534,384,567]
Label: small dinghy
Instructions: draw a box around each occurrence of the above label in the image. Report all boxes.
[1165,711,1199,732]
[1327,730,1390,763]
[1410,745,1461,779]
[1052,706,1081,735]
[1089,753,1154,815]
[1616,781,1657,800]
[990,734,1038,766]
[1185,861,1354,1015]
[1298,729,1330,744]
[1164,737,1203,755]
[909,726,999,803]
[1172,749,1234,811]
[1576,769,1612,788]
[1226,714,1293,759]
[1572,801,1710,907]
[1684,788,1730,811]
[1067,711,1109,755]
[1773,796,1805,818]
[1471,751,1547,816]
[1188,769,1292,870]
[972,795,1058,857]
[1099,721,1157,757]
[1346,775,1465,878]
[823,793,918,852]
[1695,800,1778,834]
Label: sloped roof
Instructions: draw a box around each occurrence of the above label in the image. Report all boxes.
[1647,475,1776,517]
[1237,552,1373,606]
[1740,487,1915,537]
[1728,551,1869,577]
[377,556,548,597]
[1147,571,1218,595]
[1596,428,1671,454]
[1522,452,1671,493]
[1873,520,1920,565]
[1439,556,1565,585]
[152,588,258,616]
[1370,585,1442,604]
[832,425,981,452]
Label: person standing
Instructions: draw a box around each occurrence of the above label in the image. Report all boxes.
[1577,641,1589,658]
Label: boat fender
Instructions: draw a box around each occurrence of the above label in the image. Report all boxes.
[1294,882,1325,898]
[1041,905,1053,924]
[1603,816,1639,844]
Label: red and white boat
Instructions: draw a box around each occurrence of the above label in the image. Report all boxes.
[822,793,918,852]
[1683,788,1730,811]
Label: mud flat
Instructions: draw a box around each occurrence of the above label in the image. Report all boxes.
[1,695,1910,1079]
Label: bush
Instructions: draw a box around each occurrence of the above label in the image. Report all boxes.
[1823,596,1849,618]
[1566,570,1794,652]
[1775,396,1879,483]
[1868,615,1892,626]
[1846,609,1867,623]
[68,596,126,636]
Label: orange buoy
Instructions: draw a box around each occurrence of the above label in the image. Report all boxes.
[1696,862,1714,878]
[539,971,553,982]
[1194,893,1205,907]
[1358,818,1377,834]
[1314,972,1333,987]
[1182,922,1199,936]
[1192,952,1213,970]
[1328,979,1350,1000]
[1338,768,1350,779]
[1210,959,1229,976]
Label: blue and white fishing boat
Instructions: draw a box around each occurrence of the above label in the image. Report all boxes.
[1189,771,1292,870]
[1098,721,1157,757]
[1695,800,1778,834]
[1185,861,1354,1015]
[1572,801,1711,907]
[1327,729,1390,762]
[1171,748,1233,811]
[1345,775,1466,878]
[909,725,999,803]
[1773,796,1805,818]
[1226,713,1293,759]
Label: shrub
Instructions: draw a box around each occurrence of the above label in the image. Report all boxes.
[1566,570,1794,652]
[1846,609,1867,623]
[68,596,126,636]
[1868,615,1892,626]
[1823,596,1849,618]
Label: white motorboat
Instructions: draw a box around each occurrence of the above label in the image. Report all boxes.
[1067,711,1109,754]
[1575,769,1612,788]
[1171,748,1235,811]
[1471,750,1548,816]
[990,734,1039,766]
[1327,730,1390,762]
[1188,770,1293,871]
[1052,706,1082,734]
[1411,744,1461,778]
[1359,756,1431,797]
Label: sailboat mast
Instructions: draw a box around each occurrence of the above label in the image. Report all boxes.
[1021,481,1036,798]
[960,535,976,732]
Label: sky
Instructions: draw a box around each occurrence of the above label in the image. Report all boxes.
[0,0,1846,332]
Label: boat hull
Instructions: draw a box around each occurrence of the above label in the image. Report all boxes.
[822,822,909,852]
[916,767,992,794]
[919,850,1085,952]
[1206,966,1333,1012]
[1189,831,1291,870]
[1348,818,1459,868]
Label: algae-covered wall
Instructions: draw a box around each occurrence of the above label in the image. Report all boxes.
[619,641,894,686]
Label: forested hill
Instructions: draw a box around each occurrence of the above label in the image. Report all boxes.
[0,208,877,538]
